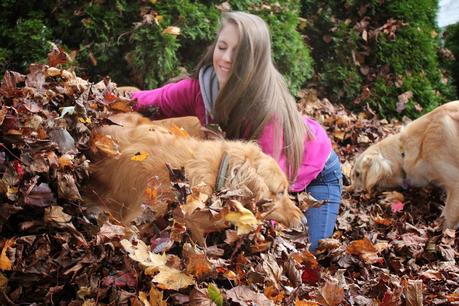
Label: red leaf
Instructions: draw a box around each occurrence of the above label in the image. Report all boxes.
[301,266,321,285]
[13,161,24,180]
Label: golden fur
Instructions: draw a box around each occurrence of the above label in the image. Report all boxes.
[351,100,459,229]
[351,134,405,193]
[87,112,304,228]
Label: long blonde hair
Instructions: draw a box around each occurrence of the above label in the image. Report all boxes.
[194,11,309,181]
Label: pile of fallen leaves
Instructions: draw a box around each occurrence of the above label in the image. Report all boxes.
[0,47,458,305]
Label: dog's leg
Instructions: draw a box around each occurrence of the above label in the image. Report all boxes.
[442,187,459,229]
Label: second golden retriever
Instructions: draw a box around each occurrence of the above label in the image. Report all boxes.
[87,113,305,229]
[351,100,459,229]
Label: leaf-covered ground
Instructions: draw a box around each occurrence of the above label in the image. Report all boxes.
[0,50,458,305]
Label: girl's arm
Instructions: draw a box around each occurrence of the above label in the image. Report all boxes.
[131,79,202,119]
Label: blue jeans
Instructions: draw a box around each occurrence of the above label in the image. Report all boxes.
[304,150,342,252]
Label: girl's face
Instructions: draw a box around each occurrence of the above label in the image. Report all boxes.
[213,23,239,88]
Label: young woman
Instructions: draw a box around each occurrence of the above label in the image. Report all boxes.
[132,11,342,252]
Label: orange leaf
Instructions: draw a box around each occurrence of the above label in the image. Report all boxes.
[295,299,320,306]
[168,124,190,137]
[110,99,133,112]
[373,215,393,226]
[319,281,345,306]
[0,239,15,271]
[347,237,384,264]
[264,285,285,304]
[183,243,212,278]
[91,133,120,157]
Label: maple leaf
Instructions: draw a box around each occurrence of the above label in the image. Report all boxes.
[120,238,167,271]
[139,287,168,306]
[153,266,194,291]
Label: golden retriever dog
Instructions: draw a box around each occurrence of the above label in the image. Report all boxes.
[351,100,459,229]
[87,112,305,229]
[350,133,405,193]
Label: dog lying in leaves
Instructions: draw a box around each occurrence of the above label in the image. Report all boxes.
[351,100,459,229]
[87,112,305,230]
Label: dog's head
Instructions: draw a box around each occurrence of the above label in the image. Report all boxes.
[223,143,305,228]
[351,134,405,193]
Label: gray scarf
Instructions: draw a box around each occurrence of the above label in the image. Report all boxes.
[198,65,220,125]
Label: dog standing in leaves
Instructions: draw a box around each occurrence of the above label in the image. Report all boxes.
[351,100,459,229]
[87,112,305,229]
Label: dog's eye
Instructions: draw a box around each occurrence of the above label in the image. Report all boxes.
[355,171,360,178]
[401,152,405,158]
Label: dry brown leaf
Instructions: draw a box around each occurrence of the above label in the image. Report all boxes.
[138,287,168,306]
[318,280,345,306]
[153,266,194,291]
[183,243,212,278]
[346,237,384,264]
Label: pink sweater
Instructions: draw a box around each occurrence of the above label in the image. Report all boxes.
[133,78,332,192]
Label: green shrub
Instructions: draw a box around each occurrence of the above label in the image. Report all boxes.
[0,0,312,95]
[302,0,456,118]
[444,22,459,97]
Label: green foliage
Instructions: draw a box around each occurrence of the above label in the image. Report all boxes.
[444,22,459,96]
[302,0,457,118]
[0,3,53,72]
[0,0,312,94]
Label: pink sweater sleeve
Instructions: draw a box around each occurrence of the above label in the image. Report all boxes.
[132,79,206,122]
[257,116,332,192]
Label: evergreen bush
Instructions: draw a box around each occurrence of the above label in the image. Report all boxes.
[444,22,459,96]
[0,0,312,95]
[302,0,456,118]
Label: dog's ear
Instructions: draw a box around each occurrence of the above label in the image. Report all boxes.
[364,153,392,192]
[226,159,268,199]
